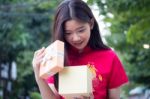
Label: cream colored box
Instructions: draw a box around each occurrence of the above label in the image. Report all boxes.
[58,65,93,98]
[40,40,64,79]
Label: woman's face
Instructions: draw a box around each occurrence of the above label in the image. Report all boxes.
[64,19,92,51]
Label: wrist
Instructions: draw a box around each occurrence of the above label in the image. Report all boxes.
[35,77,45,83]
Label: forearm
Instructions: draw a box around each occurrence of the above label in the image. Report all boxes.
[36,79,60,99]
[108,87,120,99]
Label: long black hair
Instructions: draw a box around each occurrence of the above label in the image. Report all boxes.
[52,0,109,90]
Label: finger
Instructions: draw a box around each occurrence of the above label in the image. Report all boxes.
[37,58,44,64]
[38,51,46,59]
[38,47,45,55]
[33,51,45,62]
[34,47,45,57]
[32,51,45,66]
[32,56,44,68]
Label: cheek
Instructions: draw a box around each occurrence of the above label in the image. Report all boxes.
[85,31,91,41]
[65,37,72,44]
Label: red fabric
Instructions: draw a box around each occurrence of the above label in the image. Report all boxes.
[47,46,128,99]
[46,76,54,83]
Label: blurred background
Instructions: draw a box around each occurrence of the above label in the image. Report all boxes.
[0,0,150,99]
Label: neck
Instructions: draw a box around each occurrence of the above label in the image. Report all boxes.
[78,49,83,53]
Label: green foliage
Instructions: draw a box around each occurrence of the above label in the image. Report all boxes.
[127,18,150,44]
[30,92,41,99]
[0,0,61,98]
[87,0,150,86]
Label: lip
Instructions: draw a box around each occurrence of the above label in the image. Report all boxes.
[73,41,83,46]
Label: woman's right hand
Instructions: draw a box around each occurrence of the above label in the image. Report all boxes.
[32,47,45,82]
[32,47,60,98]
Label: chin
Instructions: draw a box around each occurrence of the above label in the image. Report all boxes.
[76,47,85,51]
[72,44,86,50]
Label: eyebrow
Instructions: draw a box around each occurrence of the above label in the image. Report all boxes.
[65,26,85,32]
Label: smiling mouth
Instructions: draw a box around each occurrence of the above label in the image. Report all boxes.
[74,41,83,46]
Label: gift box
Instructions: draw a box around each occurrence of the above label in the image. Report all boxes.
[58,65,94,98]
[39,40,64,79]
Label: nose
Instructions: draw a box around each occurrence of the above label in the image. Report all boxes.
[72,33,81,42]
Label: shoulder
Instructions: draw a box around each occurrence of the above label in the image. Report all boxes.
[92,48,118,58]
[88,48,120,64]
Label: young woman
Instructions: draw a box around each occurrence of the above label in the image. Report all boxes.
[32,0,128,99]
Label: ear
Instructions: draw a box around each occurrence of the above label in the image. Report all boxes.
[90,18,94,30]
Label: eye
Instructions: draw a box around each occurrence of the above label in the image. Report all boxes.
[78,29,85,33]
[65,32,71,36]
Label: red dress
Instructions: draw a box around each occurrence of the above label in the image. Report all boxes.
[47,46,128,99]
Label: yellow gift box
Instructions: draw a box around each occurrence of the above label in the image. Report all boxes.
[40,40,64,79]
[58,65,94,98]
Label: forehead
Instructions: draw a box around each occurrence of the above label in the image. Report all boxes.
[64,19,87,30]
